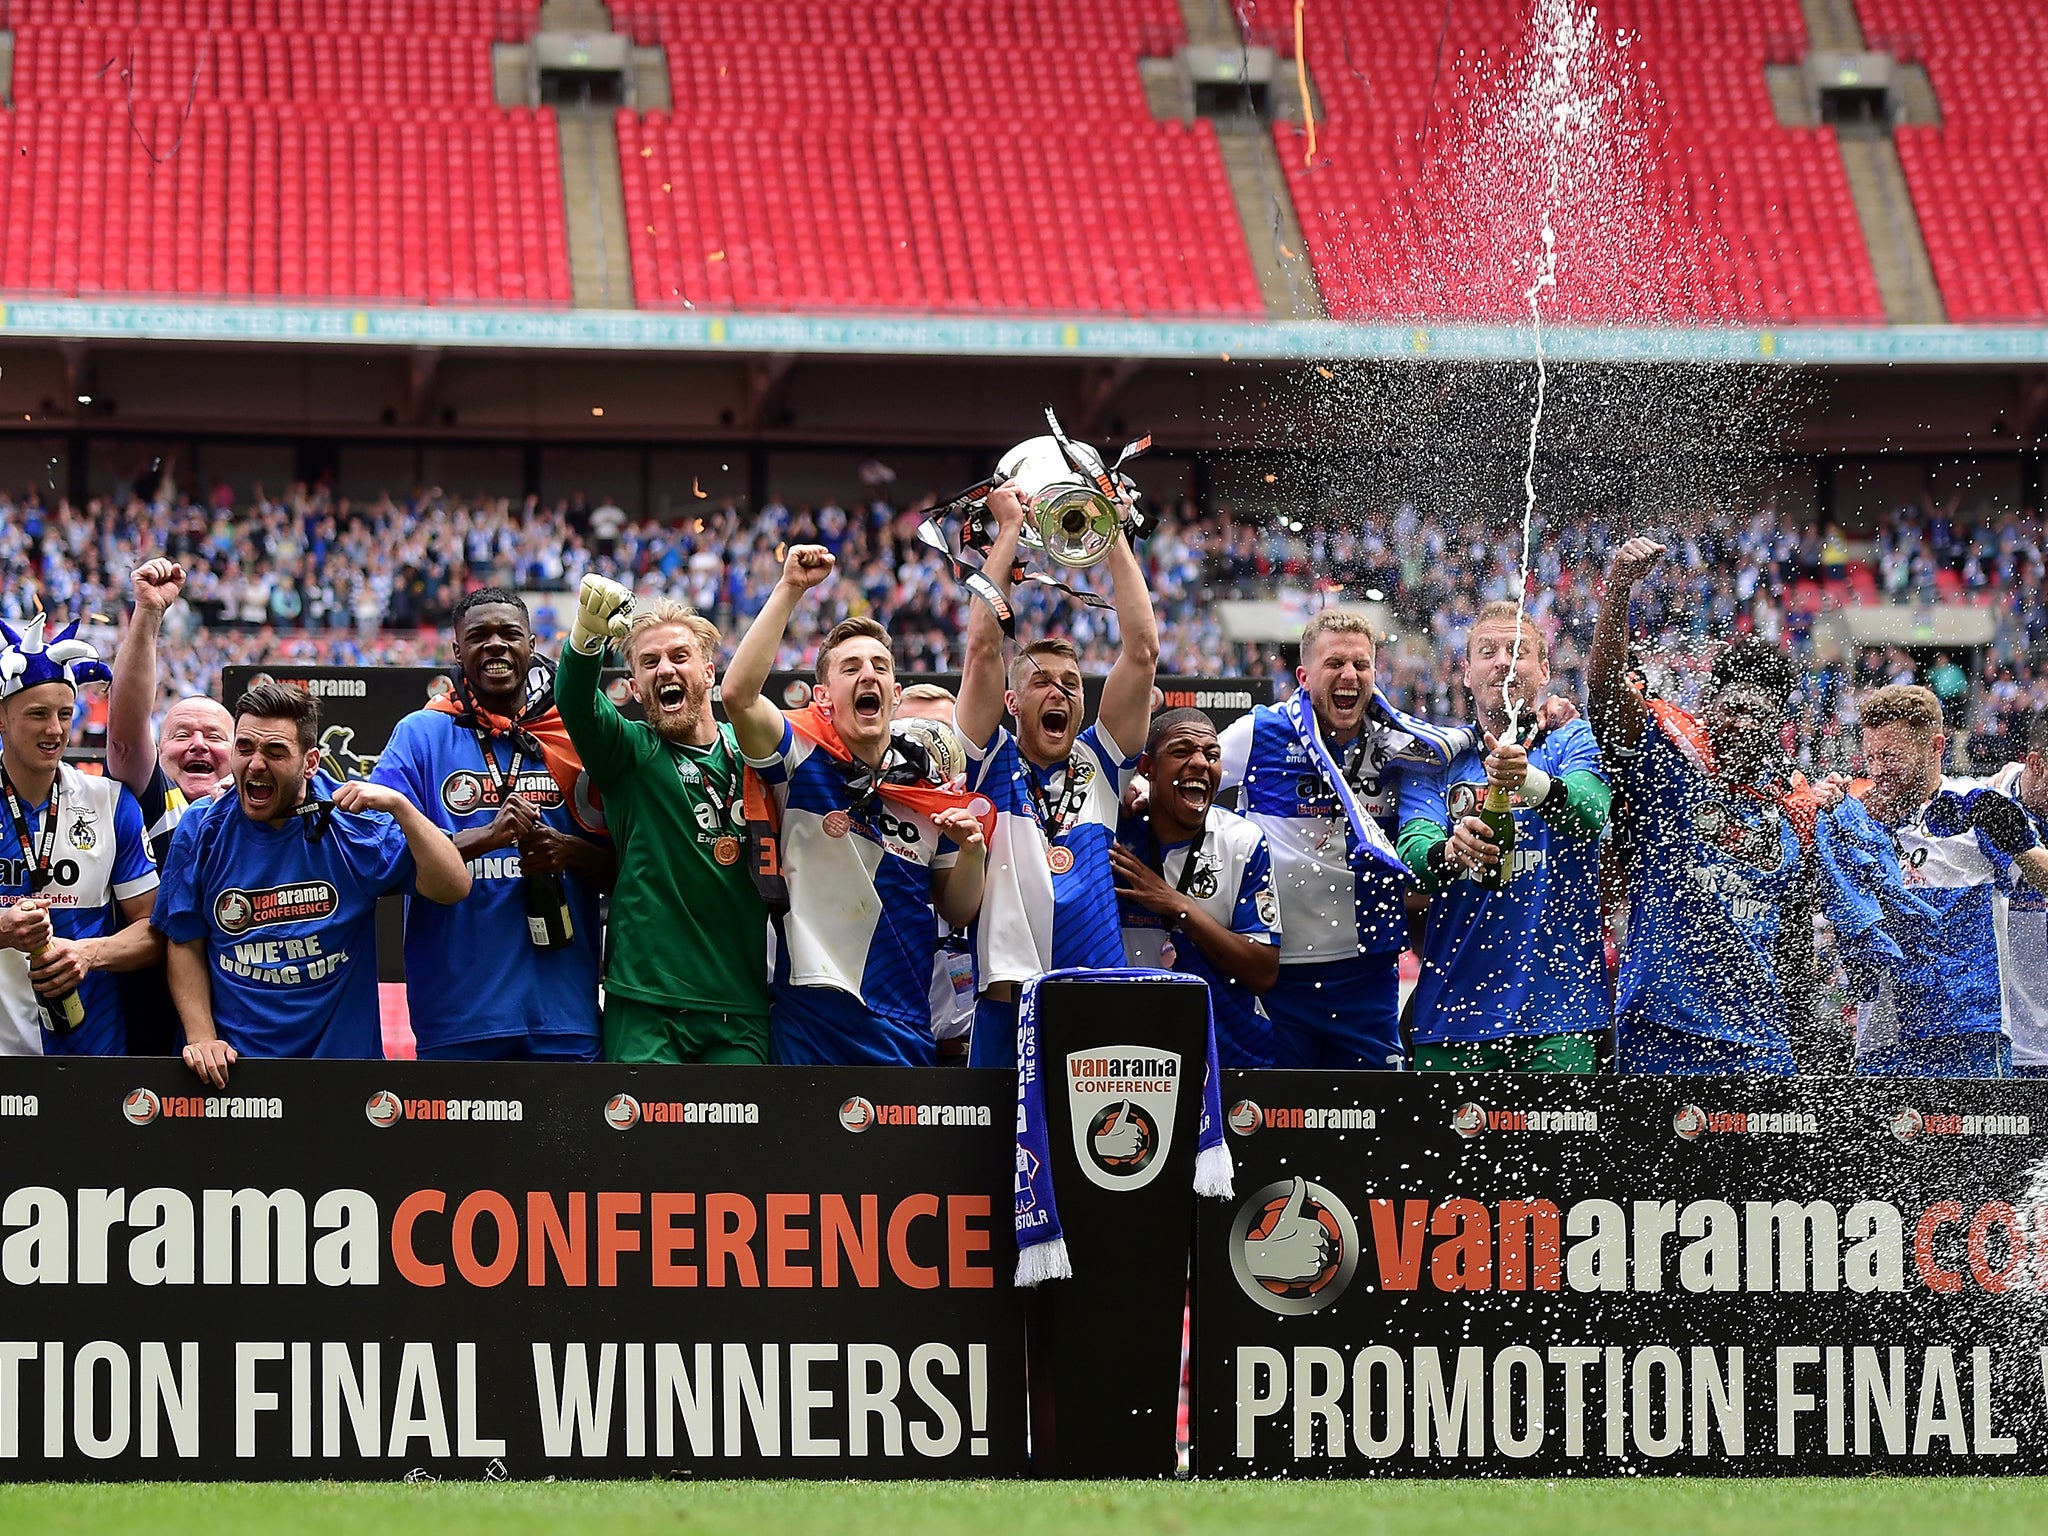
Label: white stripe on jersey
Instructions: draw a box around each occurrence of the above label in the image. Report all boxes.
[1984,763,2048,1065]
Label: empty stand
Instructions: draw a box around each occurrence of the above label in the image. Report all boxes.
[1268,0,1883,322]
[1858,1,2048,320]
[0,0,566,304]
[615,0,1264,316]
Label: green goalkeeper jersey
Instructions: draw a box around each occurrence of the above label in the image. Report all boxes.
[555,643,769,1014]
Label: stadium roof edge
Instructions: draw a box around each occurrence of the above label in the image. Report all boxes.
[3,300,2046,365]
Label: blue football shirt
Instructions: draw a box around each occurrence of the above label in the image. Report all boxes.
[369,710,603,1055]
[1400,718,1611,1044]
[152,779,416,1058]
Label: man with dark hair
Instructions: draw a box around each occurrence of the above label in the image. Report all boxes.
[1113,707,1282,1067]
[1851,683,2048,1077]
[368,586,614,1061]
[957,486,1159,1068]
[724,546,991,1066]
[554,578,770,1064]
[153,683,473,1084]
[1591,537,1877,1075]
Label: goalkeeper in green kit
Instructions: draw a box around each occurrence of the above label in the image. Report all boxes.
[555,574,771,1063]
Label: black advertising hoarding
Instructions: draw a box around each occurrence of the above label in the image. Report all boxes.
[0,1059,1023,1480]
[1196,1072,2048,1478]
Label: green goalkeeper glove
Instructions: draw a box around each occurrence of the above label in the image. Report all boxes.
[570,574,635,655]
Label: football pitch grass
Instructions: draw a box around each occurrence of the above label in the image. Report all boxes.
[3,1479,2047,1536]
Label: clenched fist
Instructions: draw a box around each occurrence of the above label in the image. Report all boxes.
[571,574,635,654]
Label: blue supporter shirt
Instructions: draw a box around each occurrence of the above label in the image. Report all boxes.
[1854,779,2019,1053]
[369,710,602,1056]
[0,764,158,1058]
[1611,716,1804,1067]
[969,720,1134,984]
[152,778,416,1058]
[1117,805,1282,1067]
[745,718,963,1066]
[1400,719,1611,1044]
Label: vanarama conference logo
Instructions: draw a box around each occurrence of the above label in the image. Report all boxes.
[367,1090,523,1126]
[1066,1046,1181,1192]
[1229,1176,1359,1316]
[1673,1103,1819,1141]
[603,1091,758,1129]
[1227,1097,1376,1136]
[1891,1105,2030,1142]
[1451,1101,1598,1137]
[839,1095,990,1132]
[126,1089,282,1122]
[214,882,340,936]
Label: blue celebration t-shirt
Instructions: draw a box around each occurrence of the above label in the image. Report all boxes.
[152,780,415,1058]
[369,710,603,1054]
[1400,718,1611,1044]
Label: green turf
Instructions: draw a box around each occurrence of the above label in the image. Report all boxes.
[2,1480,2047,1536]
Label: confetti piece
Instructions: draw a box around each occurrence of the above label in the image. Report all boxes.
[640,146,652,157]
[661,182,672,193]
[591,406,605,417]
[1316,366,1334,379]
[707,250,725,262]
[692,477,708,499]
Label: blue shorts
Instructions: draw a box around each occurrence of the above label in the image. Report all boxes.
[1618,1020,1795,1077]
[1264,952,1405,1071]
[770,982,936,1068]
[2012,1062,2048,1080]
[415,1034,598,1063]
[1856,1032,2010,1080]
[968,994,1021,1070]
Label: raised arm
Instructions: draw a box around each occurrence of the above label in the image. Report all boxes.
[956,484,1026,750]
[724,544,835,760]
[552,575,638,785]
[108,558,185,793]
[1587,537,1667,759]
[1094,526,1160,758]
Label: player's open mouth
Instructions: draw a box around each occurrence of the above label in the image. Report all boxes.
[243,779,275,806]
[1170,775,1213,814]
[480,660,515,682]
[1331,687,1361,712]
[656,683,687,710]
[852,687,884,722]
[1041,706,1070,737]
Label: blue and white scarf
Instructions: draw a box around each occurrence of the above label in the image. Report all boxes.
[1012,967,1231,1288]
[1280,685,1466,878]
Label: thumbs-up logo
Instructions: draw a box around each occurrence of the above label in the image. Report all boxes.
[1086,1099,1157,1176]
[1227,1177,1359,1315]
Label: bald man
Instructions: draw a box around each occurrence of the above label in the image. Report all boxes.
[109,558,234,1053]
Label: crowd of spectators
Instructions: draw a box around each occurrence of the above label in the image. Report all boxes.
[3,474,2045,772]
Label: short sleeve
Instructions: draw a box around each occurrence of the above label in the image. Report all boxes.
[151,809,209,944]
[1216,715,1252,793]
[741,715,800,781]
[342,812,418,899]
[1087,718,1138,774]
[1552,719,1608,784]
[367,715,431,809]
[1231,835,1281,945]
[109,785,160,901]
[1399,761,1451,829]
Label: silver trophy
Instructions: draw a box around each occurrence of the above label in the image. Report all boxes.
[958,406,1151,570]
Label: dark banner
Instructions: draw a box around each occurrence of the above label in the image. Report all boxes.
[0,1059,1023,1480]
[1196,1071,2048,1477]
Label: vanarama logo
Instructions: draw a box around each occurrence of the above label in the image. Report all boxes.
[841,1097,991,1131]
[1451,1101,1598,1137]
[1230,1098,1376,1136]
[1229,1176,1360,1316]
[214,882,339,936]
[1066,1045,1182,1193]
[367,1090,522,1126]
[1891,1105,2029,1142]
[441,768,564,817]
[0,1094,37,1117]
[1674,1103,1818,1141]
[151,1094,284,1120]
[605,1092,758,1128]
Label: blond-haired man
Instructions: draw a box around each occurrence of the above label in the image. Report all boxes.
[556,576,769,1063]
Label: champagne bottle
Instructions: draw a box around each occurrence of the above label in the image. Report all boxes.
[26,917,84,1032]
[524,869,574,949]
[1474,782,1517,892]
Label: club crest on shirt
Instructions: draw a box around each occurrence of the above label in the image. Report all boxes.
[1255,886,1280,929]
[66,810,96,852]
[1183,854,1219,899]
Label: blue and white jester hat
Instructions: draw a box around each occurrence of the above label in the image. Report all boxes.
[0,614,112,699]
